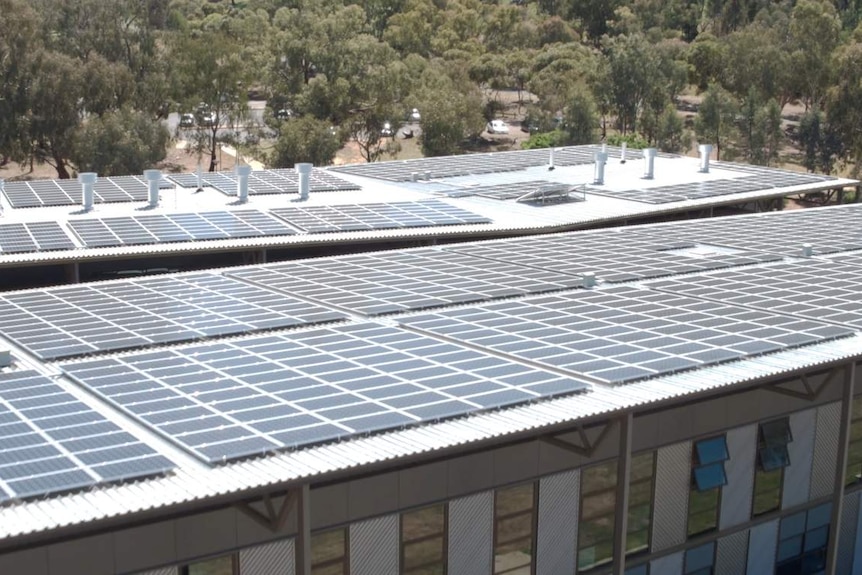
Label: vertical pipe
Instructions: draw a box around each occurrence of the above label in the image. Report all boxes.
[295,484,312,575]
[698,144,713,173]
[78,172,97,211]
[236,165,252,204]
[594,152,608,185]
[196,163,203,190]
[620,142,627,164]
[643,148,657,179]
[296,163,313,201]
[144,169,162,208]
[825,362,856,575]
[549,147,556,171]
[612,412,633,575]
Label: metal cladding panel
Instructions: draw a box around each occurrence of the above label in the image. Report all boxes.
[137,569,177,575]
[650,551,683,575]
[746,519,779,574]
[536,470,579,575]
[238,539,294,575]
[783,408,816,509]
[449,491,494,575]
[651,441,692,551]
[350,515,398,575]
[715,529,749,574]
[839,489,860,575]
[720,424,756,530]
[854,492,862,575]
[810,402,842,500]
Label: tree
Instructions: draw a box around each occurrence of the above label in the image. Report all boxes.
[796,109,842,174]
[71,108,169,176]
[0,0,41,164]
[694,83,736,160]
[417,70,485,157]
[788,0,840,111]
[564,90,600,145]
[655,104,688,153]
[749,99,783,166]
[268,116,341,168]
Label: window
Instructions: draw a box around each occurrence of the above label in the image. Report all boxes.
[775,503,831,575]
[846,396,862,486]
[625,564,649,575]
[753,418,793,516]
[181,555,236,575]
[578,452,656,572]
[688,436,728,537]
[494,483,536,575]
[401,504,447,575]
[684,542,715,575]
[311,527,349,575]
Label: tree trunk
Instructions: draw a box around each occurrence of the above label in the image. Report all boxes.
[53,150,71,179]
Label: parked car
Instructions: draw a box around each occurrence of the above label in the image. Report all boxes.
[486,119,510,134]
[275,108,294,121]
[380,121,394,137]
[195,103,216,127]
[179,113,195,128]
[409,108,421,122]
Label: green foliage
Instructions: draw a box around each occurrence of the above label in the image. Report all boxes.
[71,109,170,176]
[694,83,737,160]
[748,98,783,166]
[564,90,600,145]
[607,133,649,149]
[268,116,341,168]
[655,104,688,153]
[797,109,842,174]
[521,130,567,149]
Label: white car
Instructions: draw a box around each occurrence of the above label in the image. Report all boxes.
[486,119,510,134]
[409,108,421,122]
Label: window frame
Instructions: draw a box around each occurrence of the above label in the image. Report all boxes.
[774,503,832,574]
[311,526,350,575]
[846,396,862,486]
[493,482,538,575]
[400,503,448,575]
[683,541,716,575]
[687,436,728,538]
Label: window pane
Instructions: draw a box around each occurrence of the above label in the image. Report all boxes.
[629,479,654,506]
[628,502,652,532]
[693,463,727,491]
[777,535,803,562]
[695,437,728,465]
[684,542,715,573]
[752,468,782,516]
[807,503,832,530]
[688,489,719,536]
[627,528,650,554]
[403,506,445,543]
[577,540,614,571]
[625,565,649,575]
[582,491,617,521]
[497,513,533,547]
[403,537,445,571]
[312,529,346,566]
[578,515,615,547]
[852,397,862,420]
[405,567,446,575]
[582,461,618,494]
[759,445,790,471]
[187,556,233,575]
[761,418,792,446]
[496,484,534,516]
[631,452,655,482]
[780,512,807,539]
[494,541,531,574]
[312,564,347,575]
[804,526,829,553]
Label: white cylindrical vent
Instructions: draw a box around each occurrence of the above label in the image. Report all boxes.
[411,172,418,182]
[0,348,10,368]
[620,142,628,164]
[236,165,252,203]
[643,148,657,179]
[424,170,431,181]
[296,162,313,200]
[144,169,162,208]
[801,243,813,257]
[698,144,713,173]
[196,163,203,190]
[594,151,608,185]
[549,147,556,171]
[583,272,596,288]
[78,172,97,211]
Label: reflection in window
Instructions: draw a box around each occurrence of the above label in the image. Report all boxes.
[688,436,728,537]
[312,527,349,575]
[775,503,831,575]
[684,541,715,575]
[401,504,447,575]
[753,418,792,516]
[182,555,235,575]
[494,483,536,575]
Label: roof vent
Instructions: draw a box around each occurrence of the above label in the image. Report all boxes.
[144,169,162,208]
[620,142,628,164]
[699,144,713,173]
[593,151,608,185]
[236,165,252,203]
[583,272,596,287]
[0,348,10,368]
[642,148,657,180]
[549,147,556,171]
[801,243,813,257]
[78,172,97,211]
[296,163,313,201]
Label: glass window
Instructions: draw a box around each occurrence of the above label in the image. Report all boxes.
[758,418,793,472]
[494,483,535,575]
[847,396,862,485]
[688,437,727,537]
[684,542,715,575]
[694,437,729,465]
[692,463,727,491]
[687,488,720,537]
[775,504,832,575]
[625,564,649,575]
[752,467,783,516]
[401,504,446,575]
[312,528,349,575]
[627,452,655,555]
[182,555,235,575]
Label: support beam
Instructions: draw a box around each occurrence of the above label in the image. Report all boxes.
[235,490,297,532]
[65,263,80,284]
[611,412,633,575]
[825,362,856,575]
[541,421,613,458]
[295,483,312,575]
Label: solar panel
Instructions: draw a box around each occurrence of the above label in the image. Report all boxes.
[647,255,862,330]
[168,169,360,195]
[270,200,490,233]
[228,248,584,316]
[399,286,855,385]
[68,210,296,248]
[0,370,173,501]
[582,175,782,205]
[2,176,155,208]
[61,325,589,463]
[0,273,347,360]
[448,180,561,200]
[445,228,780,284]
[0,222,76,253]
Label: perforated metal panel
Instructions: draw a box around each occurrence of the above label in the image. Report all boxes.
[449,491,494,575]
[349,515,398,575]
[746,519,779,574]
[810,402,842,499]
[715,529,749,574]
[839,489,860,575]
[536,469,579,575]
[138,568,177,575]
[853,492,862,575]
[650,551,683,574]
[651,441,691,551]
[783,408,816,509]
[238,539,294,575]
[720,424,756,529]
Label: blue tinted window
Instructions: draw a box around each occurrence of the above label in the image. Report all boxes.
[777,535,803,562]
[693,462,727,491]
[780,512,807,539]
[695,437,728,465]
[761,418,792,446]
[684,542,715,573]
[625,565,649,575]
[804,526,828,553]
[807,503,832,530]
[759,445,791,471]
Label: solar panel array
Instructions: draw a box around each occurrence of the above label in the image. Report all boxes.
[0,222,76,253]
[400,286,853,385]
[647,255,862,329]
[61,325,589,462]
[447,180,562,200]
[1,176,169,208]
[0,370,173,501]
[68,210,296,248]
[168,168,360,195]
[0,273,346,360]
[446,230,780,283]
[270,200,489,233]
[228,249,584,316]
[633,205,862,256]
[714,162,837,182]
